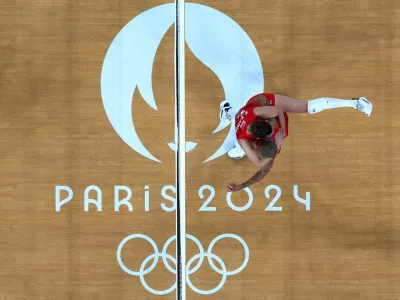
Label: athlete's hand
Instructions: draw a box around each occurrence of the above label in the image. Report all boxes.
[274,129,285,144]
[251,140,261,149]
[278,128,286,138]
[227,183,243,193]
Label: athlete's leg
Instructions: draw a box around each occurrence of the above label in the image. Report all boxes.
[274,94,308,113]
[274,94,372,116]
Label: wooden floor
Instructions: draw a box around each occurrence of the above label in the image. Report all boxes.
[1,0,400,299]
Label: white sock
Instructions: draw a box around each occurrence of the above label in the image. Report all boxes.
[308,98,357,114]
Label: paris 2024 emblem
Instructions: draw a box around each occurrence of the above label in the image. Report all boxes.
[100,3,264,163]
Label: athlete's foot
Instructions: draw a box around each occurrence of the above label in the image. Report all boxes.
[228,147,245,159]
[352,97,372,117]
[220,100,233,123]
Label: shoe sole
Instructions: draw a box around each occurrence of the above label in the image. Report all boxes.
[354,97,372,117]
[220,101,232,121]
[228,151,244,159]
[360,97,372,117]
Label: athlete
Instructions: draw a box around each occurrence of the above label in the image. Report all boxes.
[220,93,373,192]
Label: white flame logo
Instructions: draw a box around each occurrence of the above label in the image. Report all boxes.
[101,3,264,163]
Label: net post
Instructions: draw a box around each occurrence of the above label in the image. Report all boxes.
[174,0,186,299]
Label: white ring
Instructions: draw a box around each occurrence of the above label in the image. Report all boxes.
[161,235,178,274]
[185,234,206,274]
[116,234,159,276]
[116,233,249,295]
[207,233,250,276]
[186,253,227,295]
[139,253,176,295]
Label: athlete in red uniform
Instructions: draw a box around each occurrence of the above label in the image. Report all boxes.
[223,93,373,192]
[235,93,288,152]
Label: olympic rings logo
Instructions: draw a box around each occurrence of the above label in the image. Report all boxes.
[116,233,250,295]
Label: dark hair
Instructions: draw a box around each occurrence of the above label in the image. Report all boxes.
[250,120,273,138]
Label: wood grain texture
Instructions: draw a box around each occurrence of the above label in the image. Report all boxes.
[0,0,399,299]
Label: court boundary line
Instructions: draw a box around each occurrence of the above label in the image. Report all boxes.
[174,0,186,299]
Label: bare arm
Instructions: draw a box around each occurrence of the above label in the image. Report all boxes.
[228,132,285,193]
[253,106,279,118]
[227,158,274,192]
[238,139,264,168]
[254,106,286,135]
[273,128,285,151]
[241,158,274,189]
[277,108,286,135]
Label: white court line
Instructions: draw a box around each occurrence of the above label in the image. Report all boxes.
[174,0,186,299]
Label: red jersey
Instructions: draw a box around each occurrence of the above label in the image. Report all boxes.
[235,93,289,147]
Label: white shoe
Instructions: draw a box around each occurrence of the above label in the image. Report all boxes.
[353,97,372,117]
[228,147,245,159]
[220,100,233,123]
